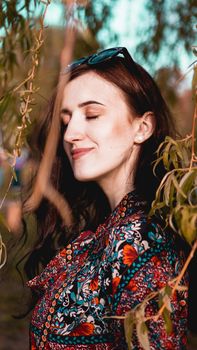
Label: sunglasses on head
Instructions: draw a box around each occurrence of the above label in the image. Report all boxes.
[64,47,136,72]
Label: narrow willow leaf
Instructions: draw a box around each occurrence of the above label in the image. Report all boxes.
[181,146,191,168]
[169,176,176,206]
[163,143,171,170]
[168,213,177,232]
[162,294,172,312]
[174,143,184,162]
[158,290,173,334]
[162,308,173,335]
[164,285,172,297]
[153,156,163,176]
[156,140,166,156]
[178,207,197,244]
[163,173,174,206]
[177,170,197,204]
[149,201,165,216]
[165,136,178,147]
[188,187,197,206]
[172,207,183,236]
[124,311,134,350]
[172,175,187,199]
[170,149,179,169]
[136,321,150,350]
[158,292,163,309]
[10,166,18,181]
[152,171,172,209]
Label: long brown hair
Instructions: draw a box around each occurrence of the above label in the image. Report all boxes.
[23,56,175,279]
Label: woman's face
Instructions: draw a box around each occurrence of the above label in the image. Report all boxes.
[61,72,141,192]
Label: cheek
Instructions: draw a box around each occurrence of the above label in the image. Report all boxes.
[109,123,134,146]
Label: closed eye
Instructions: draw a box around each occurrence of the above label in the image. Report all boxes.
[86,115,99,119]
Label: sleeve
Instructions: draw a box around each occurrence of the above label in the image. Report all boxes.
[110,219,188,350]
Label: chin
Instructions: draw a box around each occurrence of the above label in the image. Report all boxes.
[73,171,97,182]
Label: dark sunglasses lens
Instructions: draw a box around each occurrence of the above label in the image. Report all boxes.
[88,48,119,65]
[64,57,88,73]
[70,57,89,69]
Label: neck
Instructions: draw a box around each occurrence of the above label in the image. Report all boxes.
[109,186,134,210]
[96,150,138,210]
[98,176,135,210]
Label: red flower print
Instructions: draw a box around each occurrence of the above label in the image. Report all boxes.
[172,291,178,302]
[130,213,140,221]
[179,299,186,307]
[90,276,99,291]
[126,279,137,292]
[105,236,109,245]
[92,297,99,304]
[158,280,166,288]
[164,340,174,348]
[59,271,67,282]
[60,248,66,257]
[151,256,161,266]
[123,244,138,266]
[70,322,94,336]
[112,276,121,294]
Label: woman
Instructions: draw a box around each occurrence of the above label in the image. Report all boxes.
[26,47,188,349]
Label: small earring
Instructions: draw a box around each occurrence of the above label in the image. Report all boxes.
[137,135,143,142]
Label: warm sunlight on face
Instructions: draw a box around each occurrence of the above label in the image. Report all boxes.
[60,72,140,197]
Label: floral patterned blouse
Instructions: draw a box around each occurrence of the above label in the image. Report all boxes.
[28,191,188,349]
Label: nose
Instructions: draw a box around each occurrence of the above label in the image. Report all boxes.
[63,112,85,144]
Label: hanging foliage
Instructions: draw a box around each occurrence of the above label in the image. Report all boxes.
[122,61,197,349]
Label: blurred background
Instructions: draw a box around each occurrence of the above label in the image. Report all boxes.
[0,0,196,349]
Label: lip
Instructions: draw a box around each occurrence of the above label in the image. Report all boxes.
[71,148,94,160]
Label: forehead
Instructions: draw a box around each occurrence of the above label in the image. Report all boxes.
[62,71,127,107]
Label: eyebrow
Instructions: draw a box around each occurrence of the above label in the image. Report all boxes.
[78,100,105,108]
[60,100,105,115]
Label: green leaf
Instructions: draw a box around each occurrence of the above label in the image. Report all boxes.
[136,321,150,350]
[188,187,197,206]
[158,292,163,309]
[177,170,197,204]
[171,175,187,199]
[10,166,18,181]
[162,308,173,335]
[164,285,172,297]
[170,149,179,169]
[163,173,176,206]
[175,206,197,244]
[158,289,173,335]
[162,142,171,171]
[124,311,134,350]
[149,200,165,216]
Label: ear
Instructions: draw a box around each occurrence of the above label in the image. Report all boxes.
[134,112,155,144]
